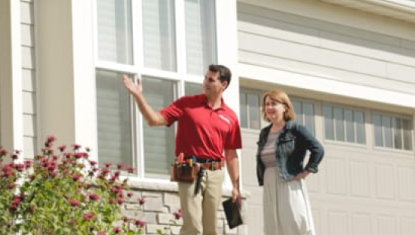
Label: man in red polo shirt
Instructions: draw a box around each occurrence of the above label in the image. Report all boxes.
[123,64,242,235]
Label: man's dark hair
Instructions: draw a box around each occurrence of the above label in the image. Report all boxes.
[209,64,232,89]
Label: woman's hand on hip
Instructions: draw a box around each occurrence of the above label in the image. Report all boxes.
[293,170,310,181]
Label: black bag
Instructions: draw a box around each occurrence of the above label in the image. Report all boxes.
[222,198,243,229]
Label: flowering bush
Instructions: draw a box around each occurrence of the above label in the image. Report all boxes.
[157,209,182,235]
[0,136,146,235]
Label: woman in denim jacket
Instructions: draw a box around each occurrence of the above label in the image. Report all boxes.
[256,90,324,235]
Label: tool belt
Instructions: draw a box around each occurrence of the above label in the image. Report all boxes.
[170,164,198,183]
[170,154,224,183]
[195,159,224,171]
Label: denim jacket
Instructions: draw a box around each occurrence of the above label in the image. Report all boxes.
[256,121,324,185]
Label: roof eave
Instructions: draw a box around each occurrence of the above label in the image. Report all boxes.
[318,0,415,23]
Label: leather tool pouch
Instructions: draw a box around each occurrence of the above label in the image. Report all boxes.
[170,164,199,183]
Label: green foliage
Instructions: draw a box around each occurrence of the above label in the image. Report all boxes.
[0,136,145,235]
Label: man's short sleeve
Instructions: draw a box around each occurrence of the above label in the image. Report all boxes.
[225,118,242,150]
[160,97,186,126]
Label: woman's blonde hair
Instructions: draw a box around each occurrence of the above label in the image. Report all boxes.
[261,90,296,122]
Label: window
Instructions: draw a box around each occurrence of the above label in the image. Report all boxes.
[292,100,315,135]
[142,0,176,71]
[96,70,133,167]
[373,113,413,151]
[142,77,176,176]
[185,0,216,75]
[239,89,261,130]
[324,105,365,144]
[185,82,203,96]
[95,0,218,178]
[97,0,133,64]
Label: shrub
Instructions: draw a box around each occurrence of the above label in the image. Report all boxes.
[0,136,145,235]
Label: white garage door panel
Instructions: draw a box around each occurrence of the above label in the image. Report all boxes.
[242,132,415,235]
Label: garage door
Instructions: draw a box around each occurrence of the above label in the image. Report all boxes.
[240,96,415,235]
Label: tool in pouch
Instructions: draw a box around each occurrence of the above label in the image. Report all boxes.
[170,153,200,183]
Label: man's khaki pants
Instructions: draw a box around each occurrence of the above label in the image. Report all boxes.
[178,169,224,235]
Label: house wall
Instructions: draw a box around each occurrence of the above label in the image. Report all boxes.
[0,0,38,158]
[238,0,415,107]
[29,0,248,234]
[238,0,415,234]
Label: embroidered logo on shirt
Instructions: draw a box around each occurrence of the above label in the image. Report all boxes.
[218,114,230,124]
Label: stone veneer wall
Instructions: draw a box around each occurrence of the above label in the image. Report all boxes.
[125,181,249,235]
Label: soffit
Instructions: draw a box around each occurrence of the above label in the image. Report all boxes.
[317,0,415,23]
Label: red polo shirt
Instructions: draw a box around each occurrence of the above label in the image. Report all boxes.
[160,94,242,161]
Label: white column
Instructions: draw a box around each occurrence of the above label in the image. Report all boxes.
[215,0,242,188]
[36,0,97,158]
[0,0,23,154]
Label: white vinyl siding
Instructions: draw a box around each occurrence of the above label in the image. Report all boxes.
[238,2,415,97]
[21,0,36,158]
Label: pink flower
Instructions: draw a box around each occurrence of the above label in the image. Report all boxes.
[97,232,106,235]
[83,212,95,221]
[72,173,81,181]
[113,227,122,234]
[127,192,134,198]
[173,209,183,220]
[14,163,25,172]
[0,148,8,157]
[127,166,135,174]
[89,193,99,201]
[47,136,57,143]
[45,135,56,148]
[58,145,66,152]
[74,152,88,159]
[69,199,81,207]
[50,171,57,178]
[104,162,112,168]
[9,204,18,212]
[116,197,124,205]
[71,144,81,150]
[135,220,146,228]
[138,196,145,205]
[24,160,32,169]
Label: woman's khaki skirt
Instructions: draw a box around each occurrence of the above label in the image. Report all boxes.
[263,166,316,235]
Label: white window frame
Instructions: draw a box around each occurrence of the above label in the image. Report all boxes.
[323,103,367,146]
[92,0,230,180]
[372,111,414,152]
[239,88,262,130]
